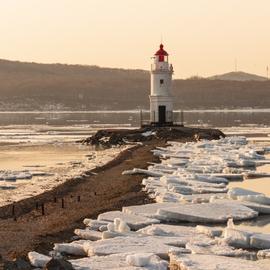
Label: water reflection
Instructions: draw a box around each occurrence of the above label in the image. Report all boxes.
[229,156,270,233]
[229,163,270,197]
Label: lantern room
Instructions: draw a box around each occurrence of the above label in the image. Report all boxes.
[151,44,173,73]
[154,44,169,62]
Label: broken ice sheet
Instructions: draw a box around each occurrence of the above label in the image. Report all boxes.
[257,249,270,259]
[185,242,255,258]
[70,253,168,270]
[28,251,51,268]
[169,253,270,270]
[157,202,258,223]
[97,211,160,230]
[122,203,179,220]
[74,229,102,241]
[210,198,270,214]
[83,235,190,259]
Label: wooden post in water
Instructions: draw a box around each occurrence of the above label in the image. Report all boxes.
[41,203,45,215]
[77,195,81,202]
[12,204,15,216]
[61,198,65,209]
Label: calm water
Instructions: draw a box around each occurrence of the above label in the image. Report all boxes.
[0,109,269,127]
[229,158,270,233]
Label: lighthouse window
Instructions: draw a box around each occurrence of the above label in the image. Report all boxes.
[160,79,164,85]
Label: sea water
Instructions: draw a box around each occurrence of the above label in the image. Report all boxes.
[0,110,269,233]
[0,109,270,127]
[0,123,125,207]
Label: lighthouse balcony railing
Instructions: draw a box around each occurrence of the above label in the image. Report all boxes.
[151,63,170,71]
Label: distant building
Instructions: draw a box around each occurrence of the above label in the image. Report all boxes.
[150,44,174,126]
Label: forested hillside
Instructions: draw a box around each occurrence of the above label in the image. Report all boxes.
[0,59,269,111]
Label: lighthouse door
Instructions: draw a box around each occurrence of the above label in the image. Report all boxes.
[158,106,166,125]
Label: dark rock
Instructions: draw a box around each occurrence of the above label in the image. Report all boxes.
[44,258,74,270]
[194,129,225,141]
[3,258,31,270]
[80,126,226,147]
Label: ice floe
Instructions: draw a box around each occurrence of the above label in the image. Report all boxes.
[185,242,254,258]
[97,211,160,230]
[123,138,270,207]
[169,253,270,270]
[28,251,51,268]
[27,136,270,269]
[123,201,258,224]
[257,249,270,259]
[157,202,258,223]
[223,227,252,248]
[138,224,195,240]
[83,235,190,259]
[195,225,223,237]
[227,187,270,205]
[228,187,263,199]
[70,253,168,270]
[210,198,270,214]
[54,242,87,256]
[222,220,270,250]
[251,233,270,250]
[0,170,35,181]
[74,229,102,241]
[83,219,109,230]
[122,203,178,220]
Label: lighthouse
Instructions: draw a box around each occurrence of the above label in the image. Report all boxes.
[149,44,174,126]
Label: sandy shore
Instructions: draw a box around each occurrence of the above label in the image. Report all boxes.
[0,139,173,260]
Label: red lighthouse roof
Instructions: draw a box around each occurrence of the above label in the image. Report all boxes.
[155,44,169,56]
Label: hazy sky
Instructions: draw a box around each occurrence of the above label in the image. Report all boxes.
[0,0,269,78]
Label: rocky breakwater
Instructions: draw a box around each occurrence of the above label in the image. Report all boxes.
[80,126,226,147]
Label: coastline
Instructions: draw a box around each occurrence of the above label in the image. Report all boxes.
[1,126,270,269]
[0,140,162,259]
[0,126,226,260]
[0,144,127,208]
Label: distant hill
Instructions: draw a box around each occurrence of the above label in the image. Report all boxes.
[208,71,267,81]
[0,59,270,111]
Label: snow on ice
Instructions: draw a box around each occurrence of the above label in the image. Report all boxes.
[70,253,168,270]
[97,211,160,230]
[28,136,270,269]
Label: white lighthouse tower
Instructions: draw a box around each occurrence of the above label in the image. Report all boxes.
[149,44,174,126]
